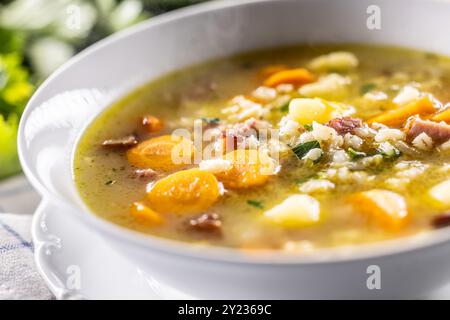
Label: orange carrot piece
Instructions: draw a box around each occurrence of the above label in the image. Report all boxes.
[263,68,315,88]
[259,65,288,77]
[127,135,194,171]
[214,149,274,189]
[431,107,450,123]
[143,115,163,133]
[130,202,164,225]
[350,189,408,231]
[367,96,436,127]
[147,169,220,215]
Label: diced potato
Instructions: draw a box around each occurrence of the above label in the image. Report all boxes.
[308,52,359,72]
[147,169,220,214]
[263,68,315,87]
[429,179,450,208]
[367,96,436,127]
[299,74,350,100]
[350,189,408,230]
[214,149,275,189]
[130,202,164,225]
[264,195,321,228]
[127,135,194,171]
[289,98,348,125]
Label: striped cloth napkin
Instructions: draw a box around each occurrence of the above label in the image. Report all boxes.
[0,176,53,300]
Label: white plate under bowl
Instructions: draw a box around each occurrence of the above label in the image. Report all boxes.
[31,200,193,300]
[31,199,450,300]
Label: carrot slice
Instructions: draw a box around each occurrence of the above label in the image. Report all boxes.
[263,68,315,88]
[259,64,288,77]
[130,202,164,225]
[127,135,194,171]
[350,189,408,231]
[147,169,220,215]
[214,149,274,189]
[431,107,450,123]
[367,96,436,127]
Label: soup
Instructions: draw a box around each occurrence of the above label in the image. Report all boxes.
[74,44,450,251]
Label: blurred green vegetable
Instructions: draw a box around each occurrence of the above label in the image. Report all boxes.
[0,27,25,54]
[0,31,34,178]
[0,0,209,180]
[142,0,207,13]
[0,53,34,115]
[0,113,20,179]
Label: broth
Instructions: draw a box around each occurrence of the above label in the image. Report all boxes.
[74,44,450,251]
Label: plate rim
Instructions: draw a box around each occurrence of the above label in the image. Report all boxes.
[31,200,89,300]
[32,199,167,300]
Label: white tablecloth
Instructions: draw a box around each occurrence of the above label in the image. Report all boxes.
[0,175,53,300]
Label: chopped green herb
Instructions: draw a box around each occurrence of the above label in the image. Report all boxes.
[201,117,220,124]
[247,200,264,209]
[0,51,34,179]
[291,140,321,160]
[347,148,367,160]
[328,68,343,74]
[360,83,376,95]
[303,124,313,131]
[105,180,116,186]
[295,174,317,185]
[279,100,290,113]
[377,146,402,160]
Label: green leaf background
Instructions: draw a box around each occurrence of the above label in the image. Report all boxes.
[0,0,208,180]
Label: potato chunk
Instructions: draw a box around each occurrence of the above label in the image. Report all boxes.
[264,195,321,228]
[147,169,220,214]
[289,98,348,125]
[308,51,359,72]
[429,179,450,208]
[214,149,275,189]
[130,202,164,225]
[350,189,408,230]
[127,135,194,171]
[299,74,350,100]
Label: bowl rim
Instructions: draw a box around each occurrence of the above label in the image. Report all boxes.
[18,0,450,265]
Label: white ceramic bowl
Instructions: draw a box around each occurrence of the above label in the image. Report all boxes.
[18,0,450,299]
